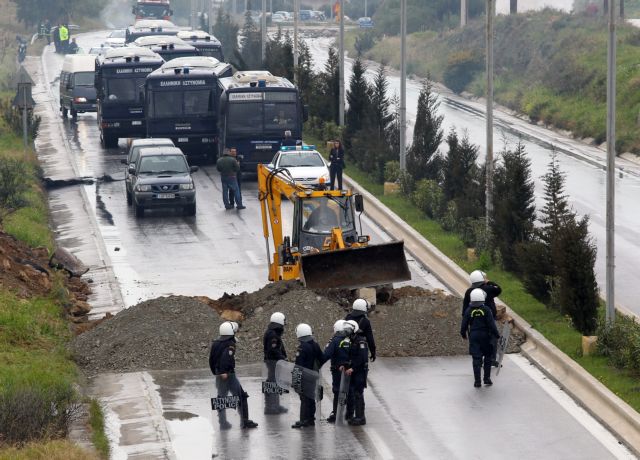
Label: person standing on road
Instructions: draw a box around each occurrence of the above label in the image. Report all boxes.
[282,130,297,147]
[52,25,61,53]
[216,148,245,210]
[209,321,258,430]
[58,24,69,53]
[462,270,502,366]
[460,289,500,388]
[228,148,243,207]
[263,312,288,415]
[291,323,323,429]
[345,298,376,363]
[328,140,345,191]
[44,19,51,44]
[322,320,350,423]
[344,319,369,425]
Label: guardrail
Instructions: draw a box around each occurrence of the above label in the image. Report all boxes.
[344,174,640,455]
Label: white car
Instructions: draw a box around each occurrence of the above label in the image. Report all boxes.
[105,29,126,47]
[269,147,330,186]
[274,11,291,20]
[271,13,286,23]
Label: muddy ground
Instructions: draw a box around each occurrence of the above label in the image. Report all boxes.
[71,281,524,375]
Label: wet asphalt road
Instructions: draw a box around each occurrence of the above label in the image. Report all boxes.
[29,32,636,459]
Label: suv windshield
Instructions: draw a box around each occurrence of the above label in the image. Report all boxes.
[301,196,354,234]
[74,72,95,86]
[279,152,324,167]
[138,155,188,174]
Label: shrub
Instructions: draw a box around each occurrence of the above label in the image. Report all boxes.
[597,315,640,375]
[384,161,400,183]
[0,157,29,222]
[398,170,415,195]
[443,50,483,94]
[439,200,458,232]
[0,97,41,140]
[411,179,443,219]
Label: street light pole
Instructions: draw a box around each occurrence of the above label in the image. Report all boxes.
[399,0,406,170]
[485,0,495,232]
[261,0,266,62]
[293,0,299,84]
[365,0,368,18]
[208,0,213,34]
[339,0,345,126]
[606,0,617,325]
[461,0,467,27]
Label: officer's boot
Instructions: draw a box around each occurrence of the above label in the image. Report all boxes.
[217,409,232,430]
[483,359,493,386]
[472,356,482,388]
[327,394,338,423]
[292,397,311,428]
[349,393,366,426]
[240,391,258,429]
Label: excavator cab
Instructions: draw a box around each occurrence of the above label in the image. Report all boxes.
[293,195,357,252]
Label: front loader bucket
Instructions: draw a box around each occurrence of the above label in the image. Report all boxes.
[300,241,411,290]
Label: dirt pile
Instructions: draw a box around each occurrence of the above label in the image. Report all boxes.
[71,281,522,375]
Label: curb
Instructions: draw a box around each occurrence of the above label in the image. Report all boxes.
[343,174,640,455]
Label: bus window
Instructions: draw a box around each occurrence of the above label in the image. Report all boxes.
[107,79,137,102]
[184,90,212,115]
[153,91,182,117]
[264,101,296,132]
[228,102,262,134]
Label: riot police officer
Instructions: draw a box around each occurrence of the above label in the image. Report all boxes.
[209,321,258,429]
[263,311,288,414]
[460,289,500,388]
[322,319,350,423]
[345,298,376,362]
[345,319,369,425]
[292,323,323,429]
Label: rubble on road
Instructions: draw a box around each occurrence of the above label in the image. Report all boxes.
[72,281,522,374]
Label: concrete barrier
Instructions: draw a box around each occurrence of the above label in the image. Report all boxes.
[343,174,640,455]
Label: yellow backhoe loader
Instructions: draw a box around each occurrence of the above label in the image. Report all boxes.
[257,150,411,290]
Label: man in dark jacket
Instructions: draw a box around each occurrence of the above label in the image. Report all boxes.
[228,148,242,207]
[216,148,244,210]
[322,320,350,423]
[345,320,369,425]
[291,323,324,428]
[209,321,258,429]
[282,130,297,146]
[263,311,288,415]
[328,140,345,190]
[461,289,500,388]
[345,298,376,362]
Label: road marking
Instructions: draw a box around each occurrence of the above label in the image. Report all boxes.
[510,354,635,459]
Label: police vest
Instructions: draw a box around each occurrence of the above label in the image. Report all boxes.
[59,27,69,41]
[350,334,369,368]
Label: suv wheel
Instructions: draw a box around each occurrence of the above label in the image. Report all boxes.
[184,203,196,216]
[134,203,144,218]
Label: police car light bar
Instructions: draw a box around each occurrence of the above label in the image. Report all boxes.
[280,145,316,151]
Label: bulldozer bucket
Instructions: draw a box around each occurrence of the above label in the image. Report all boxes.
[300,241,411,290]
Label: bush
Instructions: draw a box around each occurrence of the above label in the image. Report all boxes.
[398,170,415,195]
[597,315,640,375]
[0,157,29,222]
[411,179,443,219]
[0,98,41,140]
[443,50,483,94]
[439,200,458,232]
[384,161,400,183]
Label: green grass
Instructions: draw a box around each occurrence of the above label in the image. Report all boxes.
[0,440,99,460]
[306,129,640,411]
[88,400,109,459]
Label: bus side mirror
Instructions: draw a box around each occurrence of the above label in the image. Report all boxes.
[354,194,364,213]
[302,104,309,122]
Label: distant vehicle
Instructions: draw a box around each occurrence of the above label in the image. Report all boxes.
[274,11,292,20]
[122,138,175,204]
[358,16,374,28]
[271,13,286,23]
[129,146,198,217]
[88,45,112,56]
[59,54,97,119]
[125,19,179,44]
[299,10,312,20]
[132,35,199,61]
[311,11,326,21]
[217,70,308,171]
[268,146,330,186]
[132,0,173,21]
[176,30,224,61]
[105,29,126,47]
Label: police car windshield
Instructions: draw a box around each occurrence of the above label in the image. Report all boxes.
[138,155,188,174]
[74,72,95,86]
[278,151,324,168]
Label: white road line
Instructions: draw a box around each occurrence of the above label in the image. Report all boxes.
[510,354,635,459]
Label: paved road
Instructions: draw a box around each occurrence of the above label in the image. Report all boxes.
[29,32,636,459]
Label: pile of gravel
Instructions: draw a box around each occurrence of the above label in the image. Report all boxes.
[72,282,521,375]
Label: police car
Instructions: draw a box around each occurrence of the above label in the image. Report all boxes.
[268,145,330,186]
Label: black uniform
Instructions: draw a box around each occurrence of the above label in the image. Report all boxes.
[209,335,256,428]
[293,337,324,427]
[460,303,500,386]
[263,322,287,413]
[322,332,351,421]
[282,137,297,146]
[345,310,376,361]
[462,281,502,365]
[347,332,369,424]
[328,146,345,190]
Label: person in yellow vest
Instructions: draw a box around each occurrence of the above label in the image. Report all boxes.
[58,24,69,53]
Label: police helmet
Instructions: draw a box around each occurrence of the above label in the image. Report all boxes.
[270,311,286,326]
[343,319,359,334]
[470,288,487,303]
[230,321,239,333]
[352,298,369,312]
[469,270,485,285]
[333,319,346,333]
[219,321,235,336]
[296,323,313,338]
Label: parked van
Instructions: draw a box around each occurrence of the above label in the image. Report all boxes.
[59,54,97,119]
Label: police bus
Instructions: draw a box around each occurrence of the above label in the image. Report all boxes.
[132,35,199,62]
[145,58,232,161]
[218,71,307,172]
[95,47,164,148]
[132,0,173,20]
[125,19,180,44]
[176,30,224,61]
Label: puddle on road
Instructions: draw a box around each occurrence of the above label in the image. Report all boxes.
[163,411,197,421]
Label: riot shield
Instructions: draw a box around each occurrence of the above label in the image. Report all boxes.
[211,374,242,429]
[335,370,350,426]
[275,360,322,401]
[495,322,512,376]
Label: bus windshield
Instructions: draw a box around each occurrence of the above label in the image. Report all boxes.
[106,78,145,102]
[151,89,213,118]
[226,92,298,136]
[200,48,224,61]
[137,4,170,18]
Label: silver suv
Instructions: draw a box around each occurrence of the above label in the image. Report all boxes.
[122,138,175,205]
[129,147,197,217]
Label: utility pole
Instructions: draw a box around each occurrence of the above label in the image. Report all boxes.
[339,0,345,126]
[620,0,624,18]
[293,0,299,84]
[365,0,368,18]
[261,0,266,62]
[510,0,517,14]
[606,0,617,325]
[208,0,213,34]
[485,0,495,231]
[461,0,468,27]
[399,0,406,170]
[190,0,196,28]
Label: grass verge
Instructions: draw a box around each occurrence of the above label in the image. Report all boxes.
[88,400,109,459]
[0,440,99,460]
[305,130,640,412]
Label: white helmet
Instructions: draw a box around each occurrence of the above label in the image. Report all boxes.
[270,312,286,326]
[230,321,239,333]
[343,320,359,334]
[469,270,485,285]
[352,298,369,312]
[333,320,346,333]
[219,321,235,336]
[296,323,312,338]
[470,288,487,303]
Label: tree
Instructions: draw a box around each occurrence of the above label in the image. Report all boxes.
[491,141,536,271]
[407,80,444,182]
[264,28,293,80]
[238,10,261,69]
[213,8,239,65]
[442,129,481,219]
[369,64,393,137]
[309,46,340,124]
[344,55,370,154]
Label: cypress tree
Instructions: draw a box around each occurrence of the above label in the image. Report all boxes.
[407,80,444,182]
[345,55,370,153]
[442,129,481,219]
[239,10,261,69]
[213,8,239,64]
